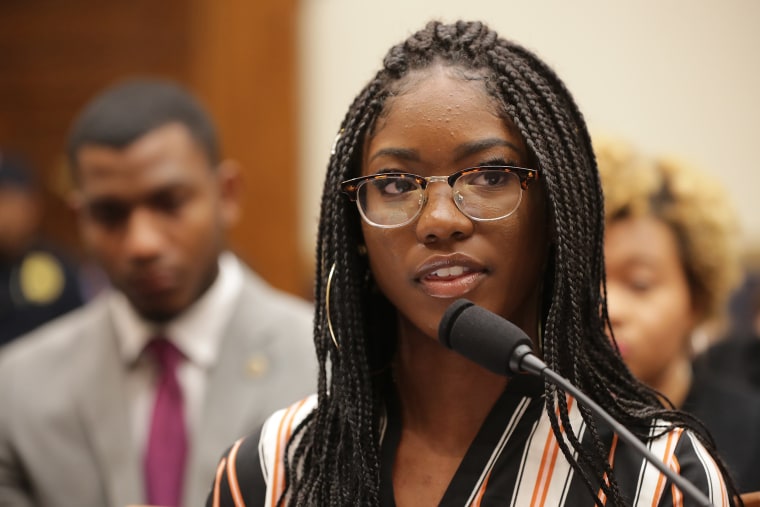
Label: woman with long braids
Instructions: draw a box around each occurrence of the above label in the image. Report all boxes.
[208,20,739,506]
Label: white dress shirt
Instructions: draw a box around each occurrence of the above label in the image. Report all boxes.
[109,252,244,454]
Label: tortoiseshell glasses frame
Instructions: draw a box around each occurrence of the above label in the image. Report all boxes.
[340,165,538,228]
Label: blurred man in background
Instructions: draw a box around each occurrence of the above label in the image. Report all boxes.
[0,78,316,507]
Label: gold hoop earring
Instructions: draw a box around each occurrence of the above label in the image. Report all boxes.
[537,317,544,353]
[326,262,339,350]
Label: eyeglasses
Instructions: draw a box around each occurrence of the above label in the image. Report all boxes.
[340,165,538,228]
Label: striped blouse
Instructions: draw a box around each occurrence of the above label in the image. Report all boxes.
[207,376,729,506]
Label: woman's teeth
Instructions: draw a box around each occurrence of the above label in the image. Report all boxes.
[430,266,468,278]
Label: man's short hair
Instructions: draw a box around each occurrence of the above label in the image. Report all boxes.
[67,78,220,175]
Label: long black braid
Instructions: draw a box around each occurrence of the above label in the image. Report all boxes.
[280,20,740,506]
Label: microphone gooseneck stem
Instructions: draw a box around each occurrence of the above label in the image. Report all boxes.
[439,299,715,506]
[533,363,713,507]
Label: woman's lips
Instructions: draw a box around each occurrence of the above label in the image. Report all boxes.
[419,269,486,298]
[414,256,487,299]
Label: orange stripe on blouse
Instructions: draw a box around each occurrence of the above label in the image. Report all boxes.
[284,398,309,446]
[538,435,562,507]
[270,404,298,507]
[597,433,619,505]
[212,456,228,507]
[529,427,557,507]
[471,470,492,507]
[670,455,683,507]
[270,398,310,506]
[650,427,682,507]
[530,396,575,507]
[226,438,246,507]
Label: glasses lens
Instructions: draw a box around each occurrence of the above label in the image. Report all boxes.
[454,170,523,220]
[357,175,423,226]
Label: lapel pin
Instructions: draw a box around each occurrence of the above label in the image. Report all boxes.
[246,354,269,378]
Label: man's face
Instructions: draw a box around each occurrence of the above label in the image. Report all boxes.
[73,122,239,322]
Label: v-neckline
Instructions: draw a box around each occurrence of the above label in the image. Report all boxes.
[379,374,544,506]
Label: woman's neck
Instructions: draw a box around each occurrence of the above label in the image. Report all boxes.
[392,328,508,448]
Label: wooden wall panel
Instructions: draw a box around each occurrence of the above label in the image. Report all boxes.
[0,0,191,256]
[0,0,304,296]
[187,0,306,297]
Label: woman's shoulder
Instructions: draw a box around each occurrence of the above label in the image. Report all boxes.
[642,421,717,471]
[206,395,318,507]
[640,421,730,506]
[258,394,319,472]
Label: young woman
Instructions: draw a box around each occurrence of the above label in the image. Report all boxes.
[598,136,760,493]
[208,20,739,506]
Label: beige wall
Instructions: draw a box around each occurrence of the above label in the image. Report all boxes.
[296,0,760,266]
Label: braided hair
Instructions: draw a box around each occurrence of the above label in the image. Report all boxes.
[282,20,739,506]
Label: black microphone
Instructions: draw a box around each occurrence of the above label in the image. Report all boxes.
[438,298,714,507]
[438,299,546,377]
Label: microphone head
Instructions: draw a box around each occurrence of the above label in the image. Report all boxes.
[438,299,475,349]
[438,298,534,376]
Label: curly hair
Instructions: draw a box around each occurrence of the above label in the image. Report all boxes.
[595,135,742,323]
[281,20,740,506]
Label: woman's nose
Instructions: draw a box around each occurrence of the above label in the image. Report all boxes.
[415,183,474,244]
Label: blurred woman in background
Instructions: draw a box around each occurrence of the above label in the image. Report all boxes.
[597,135,760,493]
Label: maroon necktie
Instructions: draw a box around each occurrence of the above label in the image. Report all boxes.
[143,337,188,507]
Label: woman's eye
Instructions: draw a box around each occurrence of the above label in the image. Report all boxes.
[629,277,654,292]
[471,170,511,187]
[375,177,417,195]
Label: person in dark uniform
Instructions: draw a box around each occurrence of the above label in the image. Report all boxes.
[0,152,83,346]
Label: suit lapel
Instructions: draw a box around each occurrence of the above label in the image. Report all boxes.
[184,267,316,506]
[184,273,266,505]
[77,300,143,507]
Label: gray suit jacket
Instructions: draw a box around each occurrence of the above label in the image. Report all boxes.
[0,267,317,507]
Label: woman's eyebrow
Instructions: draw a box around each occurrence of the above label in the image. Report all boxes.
[453,138,523,162]
[368,147,420,163]
[368,139,522,164]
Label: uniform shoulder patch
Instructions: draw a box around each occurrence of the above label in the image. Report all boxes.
[19,251,65,305]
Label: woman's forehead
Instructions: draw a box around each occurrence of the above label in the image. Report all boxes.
[367,74,523,151]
